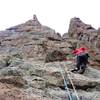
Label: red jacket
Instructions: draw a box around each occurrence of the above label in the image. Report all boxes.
[72,47,87,55]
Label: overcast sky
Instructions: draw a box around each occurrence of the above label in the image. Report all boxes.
[0,0,100,34]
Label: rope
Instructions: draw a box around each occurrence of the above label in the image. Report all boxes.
[59,62,73,100]
[59,62,80,100]
[43,58,79,100]
[63,62,80,100]
[66,71,80,100]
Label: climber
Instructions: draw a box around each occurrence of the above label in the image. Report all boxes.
[71,47,89,74]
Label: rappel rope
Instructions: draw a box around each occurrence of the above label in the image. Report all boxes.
[59,62,73,100]
[59,62,80,100]
[63,63,80,100]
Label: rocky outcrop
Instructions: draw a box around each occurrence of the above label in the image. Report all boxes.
[62,17,100,66]
[67,17,96,39]
[63,17,97,45]
[0,15,99,99]
[7,15,61,41]
[0,16,62,60]
[45,50,67,62]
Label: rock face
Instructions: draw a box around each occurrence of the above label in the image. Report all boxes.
[63,17,97,43]
[0,15,99,100]
[66,17,99,43]
[63,17,100,66]
[68,17,96,38]
[7,14,61,41]
[45,50,67,62]
[0,15,62,60]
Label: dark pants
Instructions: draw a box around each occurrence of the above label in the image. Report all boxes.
[72,53,89,72]
[77,53,89,69]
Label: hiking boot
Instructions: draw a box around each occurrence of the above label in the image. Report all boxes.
[71,68,79,72]
[77,68,85,74]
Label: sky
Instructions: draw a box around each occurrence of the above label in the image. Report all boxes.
[0,0,100,34]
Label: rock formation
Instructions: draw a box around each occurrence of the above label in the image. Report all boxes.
[7,14,61,41]
[0,15,99,100]
[68,17,96,38]
[63,17,100,65]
